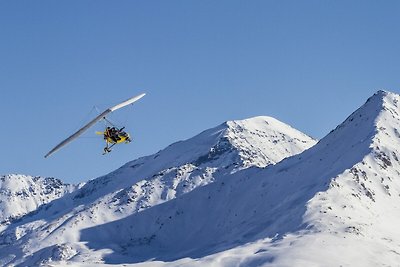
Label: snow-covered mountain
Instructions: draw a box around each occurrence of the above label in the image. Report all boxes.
[72,116,316,205]
[71,90,399,267]
[0,174,75,228]
[3,90,400,266]
[0,116,316,266]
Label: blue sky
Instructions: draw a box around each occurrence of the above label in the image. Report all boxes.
[1,1,400,184]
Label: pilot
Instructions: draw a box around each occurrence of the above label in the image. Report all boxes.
[110,127,121,142]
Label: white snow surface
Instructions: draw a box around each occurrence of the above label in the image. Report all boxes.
[0,174,75,228]
[3,90,400,266]
[0,115,315,266]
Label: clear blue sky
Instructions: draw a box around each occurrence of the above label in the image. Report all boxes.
[1,1,399,184]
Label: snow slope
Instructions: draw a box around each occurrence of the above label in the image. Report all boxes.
[70,90,400,267]
[0,174,75,228]
[0,116,316,266]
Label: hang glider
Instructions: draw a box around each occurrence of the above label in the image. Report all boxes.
[44,93,146,158]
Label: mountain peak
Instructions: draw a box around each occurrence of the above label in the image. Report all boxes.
[366,89,398,113]
[316,90,399,150]
[375,89,389,96]
[71,115,317,202]
[224,116,316,168]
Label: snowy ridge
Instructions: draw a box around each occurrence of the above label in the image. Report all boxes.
[0,174,75,228]
[0,116,315,266]
[71,115,316,206]
[225,116,315,168]
[2,91,400,266]
[47,90,400,266]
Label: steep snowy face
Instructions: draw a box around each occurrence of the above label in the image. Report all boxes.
[292,90,400,266]
[0,174,75,227]
[71,91,400,266]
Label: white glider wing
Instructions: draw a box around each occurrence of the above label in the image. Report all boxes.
[44,93,145,158]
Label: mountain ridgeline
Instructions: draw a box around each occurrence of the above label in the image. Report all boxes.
[1,90,400,267]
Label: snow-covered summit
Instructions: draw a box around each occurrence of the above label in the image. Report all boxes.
[133,115,316,170]
[73,115,316,202]
[225,116,316,168]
